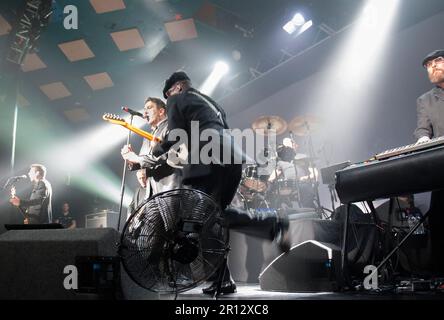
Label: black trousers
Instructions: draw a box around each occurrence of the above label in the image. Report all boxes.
[184,164,279,282]
[429,190,444,275]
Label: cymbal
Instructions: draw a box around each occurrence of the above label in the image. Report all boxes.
[252,116,288,136]
[288,115,321,136]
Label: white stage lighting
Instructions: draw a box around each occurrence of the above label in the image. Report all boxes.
[214,61,229,76]
[199,61,230,95]
[283,13,311,35]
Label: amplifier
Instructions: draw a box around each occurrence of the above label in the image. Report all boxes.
[320,161,351,185]
[85,210,119,230]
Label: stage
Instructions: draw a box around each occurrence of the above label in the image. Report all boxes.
[166,282,444,300]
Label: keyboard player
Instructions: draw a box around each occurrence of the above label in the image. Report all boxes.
[414,49,444,275]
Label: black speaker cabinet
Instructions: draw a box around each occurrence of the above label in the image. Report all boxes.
[0,228,120,300]
[259,240,342,292]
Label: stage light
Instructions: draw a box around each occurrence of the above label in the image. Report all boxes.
[199,61,230,95]
[283,13,312,35]
[303,0,400,157]
[214,61,229,76]
[72,166,133,207]
[232,50,242,61]
[43,114,146,172]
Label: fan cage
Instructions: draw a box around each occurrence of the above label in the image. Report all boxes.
[119,188,229,294]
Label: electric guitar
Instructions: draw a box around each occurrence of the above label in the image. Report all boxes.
[10,186,29,224]
[102,113,188,169]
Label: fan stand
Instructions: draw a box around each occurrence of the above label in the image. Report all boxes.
[212,225,231,299]
[212,245,231,299]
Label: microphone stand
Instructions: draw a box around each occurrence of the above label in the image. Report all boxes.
[304,122,325,219]
[321,143,338,214]
[289,132,303,208]
[117,114,133,233]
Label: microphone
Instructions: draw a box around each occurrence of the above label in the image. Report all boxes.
[122,106,144,118]
[3,175,27,189]
[10,175,27,181]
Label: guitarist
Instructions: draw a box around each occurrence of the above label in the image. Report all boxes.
[121,97,182,198]
[9,164,52,224]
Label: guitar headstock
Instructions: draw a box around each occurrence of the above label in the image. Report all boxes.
[102,113,127,126]
[10,186,16,198]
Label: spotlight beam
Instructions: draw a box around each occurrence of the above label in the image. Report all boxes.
[200,61,230,95]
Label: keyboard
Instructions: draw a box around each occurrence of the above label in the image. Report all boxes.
[374,136,444,160]
[335,145,444,203]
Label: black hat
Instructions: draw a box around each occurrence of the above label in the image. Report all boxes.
[163,71,190,99]
[422,50,444,68]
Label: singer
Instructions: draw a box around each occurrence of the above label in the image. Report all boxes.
[120,97,182,206]
[9,164,53,224]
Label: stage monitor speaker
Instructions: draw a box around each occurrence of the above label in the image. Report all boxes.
[0,228,120,300]
[259,240,342,292]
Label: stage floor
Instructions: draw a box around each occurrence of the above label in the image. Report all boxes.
[165,283,444,300]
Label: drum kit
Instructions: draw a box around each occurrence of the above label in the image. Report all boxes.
[232,115,324,215]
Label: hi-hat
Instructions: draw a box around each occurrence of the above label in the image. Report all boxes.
[288,115,321,136]
[252,116,288,136]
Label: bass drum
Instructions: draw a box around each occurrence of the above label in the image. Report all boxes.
[229,187,273,212]
[272,179,298,196]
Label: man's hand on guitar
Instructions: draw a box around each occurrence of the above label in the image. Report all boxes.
[10,196,21,207]
[121,144,140,164]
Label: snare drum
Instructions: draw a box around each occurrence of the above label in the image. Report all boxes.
[242,165,268,193]
[273,179,297,196]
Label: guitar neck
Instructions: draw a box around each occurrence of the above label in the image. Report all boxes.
[123,123,162,142]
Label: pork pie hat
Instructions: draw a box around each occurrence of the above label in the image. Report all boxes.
[163,71,190,99]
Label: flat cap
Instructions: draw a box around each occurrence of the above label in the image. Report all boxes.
[422,50,444,68]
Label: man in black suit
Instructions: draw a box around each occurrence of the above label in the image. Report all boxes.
[9,164,52,224]
[414,50,444,275]
[154,71,290,295]
[126,169,149,221]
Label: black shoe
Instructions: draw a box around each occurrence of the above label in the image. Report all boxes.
[276,210,291,253]
[202,280,237,295]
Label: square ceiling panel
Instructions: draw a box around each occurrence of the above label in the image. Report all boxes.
[64,108,91,123]
[164,19,198,42]
[90,0,126,14]
[0,14,12,36]
[17,94,30,107]
[58,39,95,62]
[40,82,72,100]
[84,72,114,91]
[21,53,47,72]
[110,28,145,51]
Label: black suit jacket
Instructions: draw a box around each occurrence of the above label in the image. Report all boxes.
[20,179,52,223]
[127,186,147,219]
[154,88,239,181]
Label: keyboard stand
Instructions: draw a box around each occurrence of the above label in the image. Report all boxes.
[340,199,430,290]
[340,202,382,289]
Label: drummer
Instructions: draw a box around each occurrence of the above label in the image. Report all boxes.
[268,138,303,181]
[268,137,316,208]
